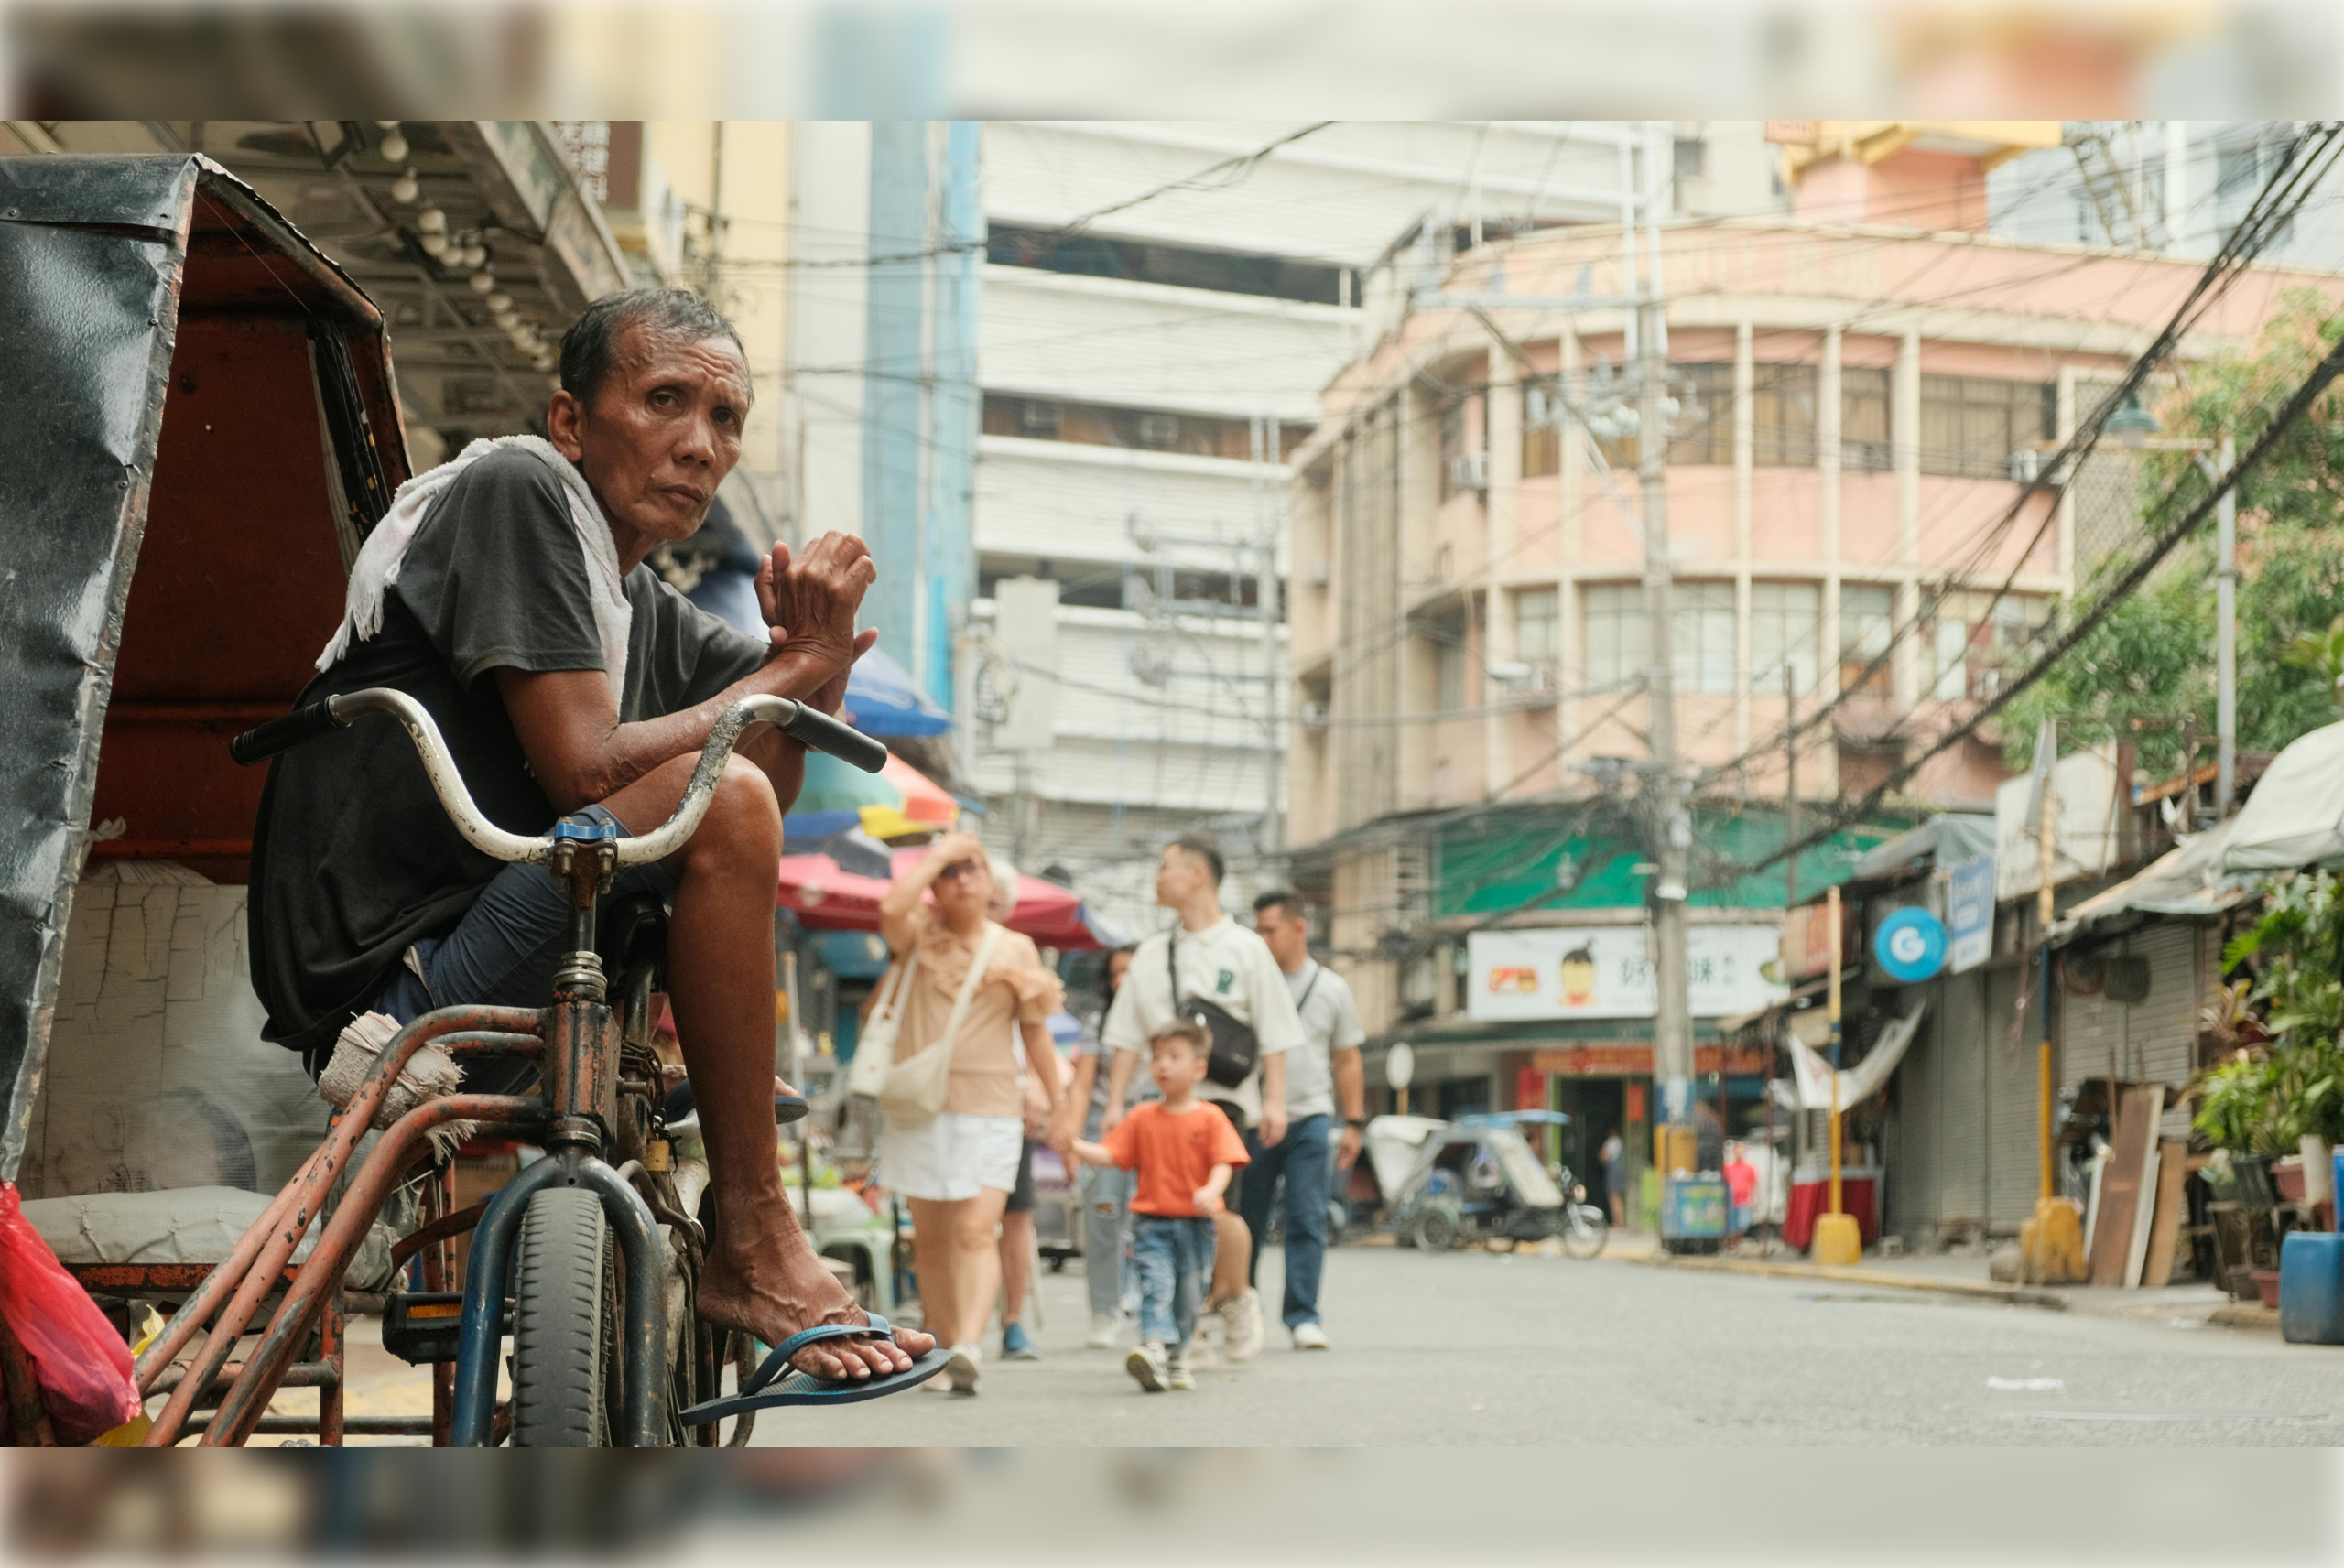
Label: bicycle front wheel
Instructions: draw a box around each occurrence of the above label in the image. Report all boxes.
[510,1186,618,1446]
[1559,1202,1610,1260]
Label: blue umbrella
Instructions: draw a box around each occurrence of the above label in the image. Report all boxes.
[843,644,952,737]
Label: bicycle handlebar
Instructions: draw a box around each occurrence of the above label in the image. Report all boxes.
[230,688,889,868]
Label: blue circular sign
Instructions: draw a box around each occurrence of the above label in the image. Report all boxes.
[1875,907,1948,983]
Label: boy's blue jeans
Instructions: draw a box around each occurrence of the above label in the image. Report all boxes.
[1130,1215,1216,1348]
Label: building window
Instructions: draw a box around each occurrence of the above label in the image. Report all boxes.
[1673,582,1736,695]
[1523,380,1563,478]
[1674,137,1707,180]
[1749,581,1819,695]
[1431,611,1470,710]
[1922,590,2051,701]
[985,223,1344,307]
[1840,583,1894,697]
[1917,374,2054,480]
[1842,366,1892,472]
[1584,584,1649,692]
[1666,363,1733,466]
[1438,398,1471,500]
[1752,363,1818,467]
[1515,588,1560,669]
[982,392,1308,461]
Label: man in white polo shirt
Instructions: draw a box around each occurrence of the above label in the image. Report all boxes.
[1249,889,1366,1351]
[1086,832,1298,1363]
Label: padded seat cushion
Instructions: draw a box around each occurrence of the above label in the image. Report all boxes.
[23,1186,396,1292]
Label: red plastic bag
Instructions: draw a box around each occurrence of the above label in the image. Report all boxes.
[0,1183,141,1443]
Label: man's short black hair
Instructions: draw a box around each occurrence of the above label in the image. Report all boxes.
[559,288,747,414]
[1168,832,1224,886]
[1253,889,1305,921]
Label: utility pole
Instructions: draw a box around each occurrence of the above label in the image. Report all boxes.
[2214,434,2238,814]
[1256,413,1284,862]
[2035,717,2057,1202]
[1639,292,1692,1130]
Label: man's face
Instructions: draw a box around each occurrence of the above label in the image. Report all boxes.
[1254,903,1308,970]
[1154,846,1206,910]
[548,322,751,550]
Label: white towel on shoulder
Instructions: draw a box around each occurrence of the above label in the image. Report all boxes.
[315,435,633,703]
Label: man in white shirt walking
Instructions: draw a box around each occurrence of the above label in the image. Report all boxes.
[1073,833,1298,1363]
[1249,890,1367,1350]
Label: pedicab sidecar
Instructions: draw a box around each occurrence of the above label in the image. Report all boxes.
[0,153,415,1444]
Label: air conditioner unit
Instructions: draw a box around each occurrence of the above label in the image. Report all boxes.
[1300,701,1331,730]
[2008,449,2041,484]
[1449,451,1489,495]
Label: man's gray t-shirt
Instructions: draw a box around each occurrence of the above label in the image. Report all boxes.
[1282,958,1365,1119]
[250,449,766,1063]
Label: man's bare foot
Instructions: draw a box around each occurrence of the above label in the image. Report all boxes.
[700,1228,935,1380]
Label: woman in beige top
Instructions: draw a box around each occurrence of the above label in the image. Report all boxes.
[877,832,1065,1394]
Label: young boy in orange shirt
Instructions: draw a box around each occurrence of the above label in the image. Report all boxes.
[1070,1021,1250,1391]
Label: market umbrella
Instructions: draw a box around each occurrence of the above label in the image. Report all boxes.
[782,750,959,841]
[842,644,952,737]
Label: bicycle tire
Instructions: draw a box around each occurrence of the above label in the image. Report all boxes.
[1559,1203,1610,1260]
[510,1187,615,1446]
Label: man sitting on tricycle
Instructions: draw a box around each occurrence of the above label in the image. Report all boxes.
[248,288,932,1385]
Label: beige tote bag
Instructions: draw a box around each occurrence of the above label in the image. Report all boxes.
[845,949,918,1100]
[877,922,1003,1122]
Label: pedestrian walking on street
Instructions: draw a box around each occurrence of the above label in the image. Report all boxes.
[1249,891,1366,1351]
[876,834,1069,1395]
[1065,945,1143,1347]
[1600,1129,1629,1229]
[1079,834,1300,1366]
[1069,1022,1251,1392]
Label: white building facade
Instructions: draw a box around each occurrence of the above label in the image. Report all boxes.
[964,122,1784,928]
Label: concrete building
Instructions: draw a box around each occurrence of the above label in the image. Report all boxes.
[964,122,1784,928]
[1283,124,2335,1170]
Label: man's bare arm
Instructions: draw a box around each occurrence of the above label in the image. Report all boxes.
[497,531,877,815]
[496,633,872,816]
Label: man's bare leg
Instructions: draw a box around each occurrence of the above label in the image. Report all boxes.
[602,752,931,1379]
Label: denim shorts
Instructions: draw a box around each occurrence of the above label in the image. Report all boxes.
[373,806,679,1090]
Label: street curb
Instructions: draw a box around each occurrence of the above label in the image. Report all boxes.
[2208,1303,2281,1333]
[1631,1252,2070,1310]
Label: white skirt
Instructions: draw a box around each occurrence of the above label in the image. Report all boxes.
[878,1111,1022,1201]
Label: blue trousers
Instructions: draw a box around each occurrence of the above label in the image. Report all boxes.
[1129,1215,1215,1348]
[1238,1112,1333,1329]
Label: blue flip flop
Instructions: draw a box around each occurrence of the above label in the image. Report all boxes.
[678,1314,950,1426]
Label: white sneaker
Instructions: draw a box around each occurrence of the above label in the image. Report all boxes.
[1126,1343,1168,1392]
[1290,1321,1329,1351]
[1221,1288,1264,1363]
[1164,1350,1196,1390]
[1086,1313,1122,1349]
[946,1342,982,1395]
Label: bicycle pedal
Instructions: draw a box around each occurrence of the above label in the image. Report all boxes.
[382,1292,512,1366]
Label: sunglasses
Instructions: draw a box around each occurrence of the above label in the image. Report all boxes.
[937,860,980,881]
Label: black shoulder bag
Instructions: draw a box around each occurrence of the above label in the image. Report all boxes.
[1169,933,1259,1091]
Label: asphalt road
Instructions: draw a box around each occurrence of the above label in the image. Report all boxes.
[749,1241,2344,1446]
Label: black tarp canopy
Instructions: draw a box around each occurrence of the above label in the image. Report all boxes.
[0,155,406,1181]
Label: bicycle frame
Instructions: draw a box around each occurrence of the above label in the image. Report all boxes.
[138,688,884,1446]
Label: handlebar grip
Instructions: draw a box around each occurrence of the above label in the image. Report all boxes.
[230,698,346,766]
[777,702,889,774]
